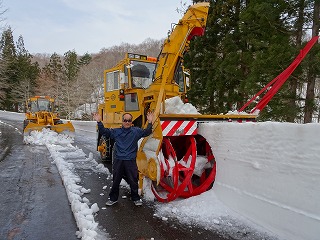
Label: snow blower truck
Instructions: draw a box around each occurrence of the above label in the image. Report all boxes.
[97,2,319,202]
[23,96,75,139]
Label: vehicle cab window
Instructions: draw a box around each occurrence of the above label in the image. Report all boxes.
[130,61,155,89]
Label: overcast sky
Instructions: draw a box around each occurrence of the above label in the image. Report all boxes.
[2,0,193,55]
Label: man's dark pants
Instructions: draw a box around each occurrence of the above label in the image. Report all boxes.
[109,159,140,201]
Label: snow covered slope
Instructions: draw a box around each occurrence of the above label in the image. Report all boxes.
[199,122,320,240]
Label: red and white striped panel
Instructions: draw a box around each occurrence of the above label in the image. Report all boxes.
[160,120,198,136]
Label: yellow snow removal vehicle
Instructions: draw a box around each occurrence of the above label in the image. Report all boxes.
[97,2,255,202]
[97,2,317,202]
[23,96,75,137]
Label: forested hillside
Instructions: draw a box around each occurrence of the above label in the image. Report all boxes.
[1,0,320,123]
[0,29,162,119]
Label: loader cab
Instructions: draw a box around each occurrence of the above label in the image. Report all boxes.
[36,98,53,112]
[27,96,54,113]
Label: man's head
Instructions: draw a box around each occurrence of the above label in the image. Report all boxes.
[122,113,133,128]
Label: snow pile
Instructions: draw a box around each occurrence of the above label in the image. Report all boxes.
[152,189,275,240]
[23,128,74,145]
[25,129,110,240]
[226,110,253,115]
[164,96,200,114]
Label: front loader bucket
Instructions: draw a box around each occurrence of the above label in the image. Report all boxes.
[51,121,75,135]
[23,121,75,138]
[24,122,50,135]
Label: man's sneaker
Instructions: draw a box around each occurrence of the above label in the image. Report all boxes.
[134,199,143,206]
[106,199,117,206]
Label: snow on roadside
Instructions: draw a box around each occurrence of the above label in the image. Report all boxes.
[24,128,110,240]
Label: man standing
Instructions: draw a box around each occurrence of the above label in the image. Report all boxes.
[93,112,154,206]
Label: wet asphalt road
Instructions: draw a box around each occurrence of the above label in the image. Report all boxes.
[0,116,78,240]
[0,115,235,240]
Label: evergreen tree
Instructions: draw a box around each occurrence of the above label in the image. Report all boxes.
[72,53,92,115]
[284,0,306,122]
[12,35,40,111]
[186,0,243,114]
[0,27,17,110]
[281,0,318,122]
[62,50,80,118]
[185,0,295,121]
[34,52,64,114]
[78,53,92,66]
[238,0,293,121]
[47,52,63,112]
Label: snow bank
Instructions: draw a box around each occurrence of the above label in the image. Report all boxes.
[24,128,110,240]
[199,122,320,240]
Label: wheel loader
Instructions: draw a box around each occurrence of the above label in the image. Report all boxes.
[97,2,318,202]
[23,96,75,139]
